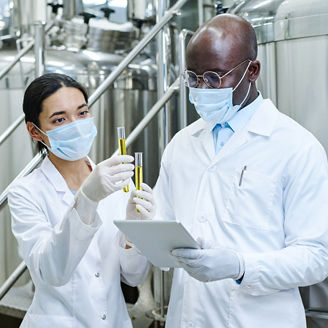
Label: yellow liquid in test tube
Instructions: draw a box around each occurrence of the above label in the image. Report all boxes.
[135,152,143,213]
[117,127,129,193]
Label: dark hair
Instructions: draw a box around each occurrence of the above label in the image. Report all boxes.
[23,73,88,152]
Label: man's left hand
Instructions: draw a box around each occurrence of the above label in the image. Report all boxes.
[171,244,244,282]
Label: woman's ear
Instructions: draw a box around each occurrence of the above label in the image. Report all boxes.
[26,122,43,142]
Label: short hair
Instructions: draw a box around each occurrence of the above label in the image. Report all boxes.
[23,73,88,152]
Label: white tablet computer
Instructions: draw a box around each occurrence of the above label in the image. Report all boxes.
[113,220,200,268]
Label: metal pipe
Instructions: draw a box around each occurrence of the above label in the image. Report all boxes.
[0,261,27,301]
[0,21,55,81]
[88,0,188,108]
[178,29,194,129]
[113,78,180,156]
[306,310,328,320]
[34,21,45,77]
[0,113,25,146]
[0,152,45,208]
[198,0,204,26]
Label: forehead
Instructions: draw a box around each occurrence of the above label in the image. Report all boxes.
[42,87,85,110]
[186,26,241,73]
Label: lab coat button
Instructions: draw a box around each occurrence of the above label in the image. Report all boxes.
[101,314,106,320]
[198,215,207,223]
[95,272,100,278]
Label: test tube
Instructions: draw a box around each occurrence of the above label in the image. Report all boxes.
[135,152,143,213]
[117,127,129,193]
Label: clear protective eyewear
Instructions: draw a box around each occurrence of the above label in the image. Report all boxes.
[183,59,252,89]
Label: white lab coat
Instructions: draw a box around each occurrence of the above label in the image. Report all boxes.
[8,157,150,328]
[154,99,328,328]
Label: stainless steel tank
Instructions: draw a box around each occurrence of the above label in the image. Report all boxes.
[230,1,328,326]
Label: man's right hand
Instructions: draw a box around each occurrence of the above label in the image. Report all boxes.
[81,155,134,202]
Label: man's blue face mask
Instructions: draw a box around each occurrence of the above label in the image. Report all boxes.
[188,61,252,124]
[33,117,97,161]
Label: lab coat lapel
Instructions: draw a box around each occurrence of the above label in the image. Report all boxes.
[40,157,74,206]
[206,99,278,164]
[190,120,216,162]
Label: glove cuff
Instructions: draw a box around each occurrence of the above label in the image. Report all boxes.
[74,188,99,225]
[234,251,245,280]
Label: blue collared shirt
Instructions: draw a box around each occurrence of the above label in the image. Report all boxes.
[212,93,263,154]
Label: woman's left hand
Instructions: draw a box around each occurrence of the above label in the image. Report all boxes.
[126,183,156,220]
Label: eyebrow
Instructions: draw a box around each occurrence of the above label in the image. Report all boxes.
[48,103,88,119]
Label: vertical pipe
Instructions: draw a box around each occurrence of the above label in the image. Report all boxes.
[198,0,204,26]
[156,1,169,323]
[34,21,45,77]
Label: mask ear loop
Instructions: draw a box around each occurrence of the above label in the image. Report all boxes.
[32,123,51,149]
[232,61,252,92]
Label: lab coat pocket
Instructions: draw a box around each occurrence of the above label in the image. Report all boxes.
[27,313,74,328]
[225,169,276,230]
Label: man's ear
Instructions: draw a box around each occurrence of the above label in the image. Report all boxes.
[26,121,43,142]
[248,60,260,82]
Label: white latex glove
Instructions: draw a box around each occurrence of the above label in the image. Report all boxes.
[81,155,134,202]
[171,239,244,282]
[126,183,156,220]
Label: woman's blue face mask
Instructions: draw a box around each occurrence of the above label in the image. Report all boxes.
[34,117,97,161]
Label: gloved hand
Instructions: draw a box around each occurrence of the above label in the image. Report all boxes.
[171,239,244,282]
[81,155,134,202]
[126,183,156,220]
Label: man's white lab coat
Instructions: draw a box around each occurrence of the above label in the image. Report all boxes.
[154,99,328,328]
[8,157,150,328]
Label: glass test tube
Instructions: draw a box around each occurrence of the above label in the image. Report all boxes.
[135,152,143,213]
[117,127,129,193]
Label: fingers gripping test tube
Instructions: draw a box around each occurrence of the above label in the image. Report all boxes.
[117,127,129,193]
[135,152,143,213]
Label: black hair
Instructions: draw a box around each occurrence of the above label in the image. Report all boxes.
[23,73,88,152]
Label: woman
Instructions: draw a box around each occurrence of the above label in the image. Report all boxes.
[8,73,155,328]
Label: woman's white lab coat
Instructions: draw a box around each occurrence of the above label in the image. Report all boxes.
[154,99,328,328]
[8,157,150,328]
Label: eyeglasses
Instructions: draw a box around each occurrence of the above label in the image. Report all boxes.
[183,59,252,89]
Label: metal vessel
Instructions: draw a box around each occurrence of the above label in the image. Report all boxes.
[230,0,328,326]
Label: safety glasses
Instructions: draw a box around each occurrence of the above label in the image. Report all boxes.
[183,59,252,89]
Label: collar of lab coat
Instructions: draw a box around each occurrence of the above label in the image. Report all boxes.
[191,98,278,138]
[40,156,96,205]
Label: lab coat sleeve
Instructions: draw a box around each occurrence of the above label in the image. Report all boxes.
[117,232,151,286]
[240,140,328,296]
[8,184,102,287]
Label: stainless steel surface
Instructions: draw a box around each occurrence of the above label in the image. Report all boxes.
[0,152,44,208]
[33,21,45,77]
[127,0,156,22]
[228,0,284,44]
[113,78,179,155]
[198,0,204,26]
[275,0,328,41]
[178,29,193,129]
[87,0,188,109]
[0,21,54,80]
[63,0,84,20]
[0,261,27,301]
[63,17,137,52]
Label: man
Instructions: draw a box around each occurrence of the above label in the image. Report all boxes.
[154,14,328,328]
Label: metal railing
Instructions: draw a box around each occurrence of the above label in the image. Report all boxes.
[0,21,53,147]
[0,0,189,302]
[178,29,194,129]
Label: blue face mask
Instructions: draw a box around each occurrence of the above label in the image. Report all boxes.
[189,62,251,124]
[34,117,97,161]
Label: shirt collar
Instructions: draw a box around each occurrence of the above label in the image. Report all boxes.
[227,92,263,133]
